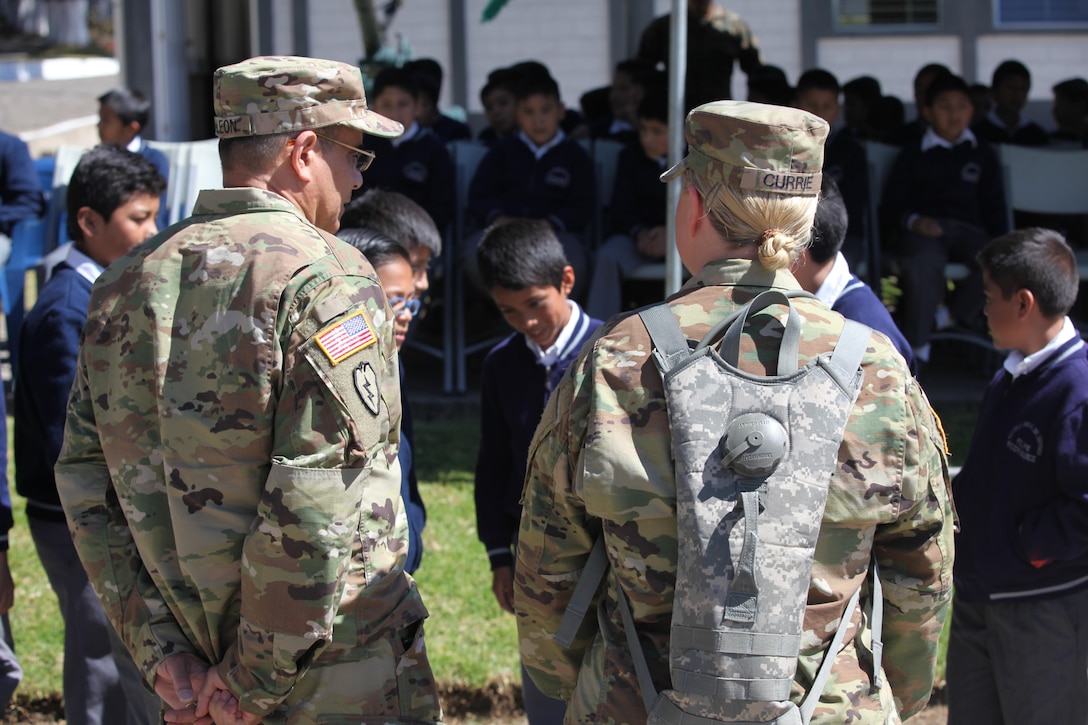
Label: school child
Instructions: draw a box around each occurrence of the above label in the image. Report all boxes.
[842,75,882,139]
[973,60,1049,147]
[15,145,165,725]
[473,218,602,725]
[792,176,914,370]
[881,72,1009,365]
[360,67,456,232]
[477,67,519,146]
[465,72,596,299]
[589,59,654,148]
[1049,77,1088,147]
[341,188,443,301]
[794,68,870,266]
[337,227,426,574]
[97,87,170,229]
[585,88,669,320]
[886,62,951,147]
[947,227,1088,725]
[405,58,472,144]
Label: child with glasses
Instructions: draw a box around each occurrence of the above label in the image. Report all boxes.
[338,227,427,574]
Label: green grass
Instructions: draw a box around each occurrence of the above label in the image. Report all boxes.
[4,403,980,701]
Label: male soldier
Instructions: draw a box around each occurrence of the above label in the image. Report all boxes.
[54,56,442,725]
[514,101,954,723]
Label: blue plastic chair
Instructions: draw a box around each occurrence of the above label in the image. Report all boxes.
[5,217,48,371]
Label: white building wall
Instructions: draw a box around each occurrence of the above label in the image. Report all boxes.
[977,34,1088,101]
[461,0,611,115]
[306,0,366,65]
[816,36,962,102]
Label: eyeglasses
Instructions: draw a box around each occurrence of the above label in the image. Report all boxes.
[388,296,422,319]
[312,131,376,173]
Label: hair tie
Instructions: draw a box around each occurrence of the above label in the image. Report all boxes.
[760,228,785,243]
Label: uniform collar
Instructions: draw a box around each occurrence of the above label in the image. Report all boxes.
[519,128,566,160]
[392,121,420,148]
[66,244,104,285]
[1004,317,1081,379]
[682,258,803,294]
[921,126,977,152]
[192,187,310,223]
[813,252,852,307]
[525,299,586,368]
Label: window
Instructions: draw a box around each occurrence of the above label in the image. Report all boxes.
[996,0,1088,24]
[837,0,939,26]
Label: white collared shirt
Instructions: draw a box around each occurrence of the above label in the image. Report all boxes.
[1004,317,1080,379]
[525,299,585,369]
[813,252,853,307]
[126,135,145,153]
[518,128,566,160]
[391,121,420,148]
[986,108,1032,134]
[608,118,632,136]
[66,244,104,285]
[921,125,978,152]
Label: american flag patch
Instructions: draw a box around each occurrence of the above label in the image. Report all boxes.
[315,312,376,364]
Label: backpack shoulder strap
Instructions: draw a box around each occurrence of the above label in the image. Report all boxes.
[639,303,691,374]
[554,537,609,648]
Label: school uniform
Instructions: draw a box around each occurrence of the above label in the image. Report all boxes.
[948,325,1088,724]
[881,127,1009,349]
[814,252,915,372]
[429,113,472,144]
[586,145,667,320]
[822,127,870,267]
[973,110,1050,147]
[361,122,455,232]
[465,131,596,298]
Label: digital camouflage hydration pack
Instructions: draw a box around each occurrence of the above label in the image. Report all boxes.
[557,290,881,724]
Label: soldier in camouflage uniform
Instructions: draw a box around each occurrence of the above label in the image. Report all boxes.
[636,0,762,110]
[513,101,955,724]
[54,56,442,725]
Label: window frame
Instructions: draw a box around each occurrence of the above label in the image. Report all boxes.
[991,0,1088,29]
[832,0,944,34]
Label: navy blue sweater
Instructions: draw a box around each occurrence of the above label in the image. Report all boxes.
[823,129,869,256]
[610,145,667,239]
[398,364,426,574]
[429,114,472,144]
[953,337,1088,604]
[468,135,596,234]
[14,261,90,521]
[474,310,602,570]
[972,116,1049,147]
[0,130,46,236]
[361,128,455,232]
[881,136,1009,239]
[833,275,915,372]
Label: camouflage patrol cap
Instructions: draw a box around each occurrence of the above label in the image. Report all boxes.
[661,100,828,196]
[213,55,404,139]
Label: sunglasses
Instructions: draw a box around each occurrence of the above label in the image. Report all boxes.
[311,131,376,173]
[388,296,422,319]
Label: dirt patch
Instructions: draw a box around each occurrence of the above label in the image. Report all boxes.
[0,682,949,724]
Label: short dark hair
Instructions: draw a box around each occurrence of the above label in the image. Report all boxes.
[477,219,568,291]
[1053,77,1088,104]
[796,68,840,95]
[373,67,420,101]
[98,87,153,128]
[67,145,166,243]
[614,59,654,87]
[218,131,293,174]
[337,227,412,270]
[340,188,442,256]
[809,176,848,264]
[843,76,882,104]
[481,66,518,104]
[637,82,668,124]
[405,58,443,104]
[747,65,793,107]
[992,59,1031,89]
[924,72,970,107]
[978,227,1078,319]
[514,73,560,103]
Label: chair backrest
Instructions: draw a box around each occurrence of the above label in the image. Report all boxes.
[47,145,90,251]
[592,138,626,244]
[147,140,193,226]
[449,140,490,242]
[181,139,224,220]
[999,145,1088,217]
[862,140,902,282]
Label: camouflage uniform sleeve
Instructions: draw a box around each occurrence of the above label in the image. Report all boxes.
[56,340,195,680]
[872,375,954,719]
[514,353,599,701]
[215,272,402,716]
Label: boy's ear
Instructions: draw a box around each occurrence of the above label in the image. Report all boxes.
[76,206,102,241]
[1016,288,1035,317]
[123,120,142,142]
[560,265,575,296]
